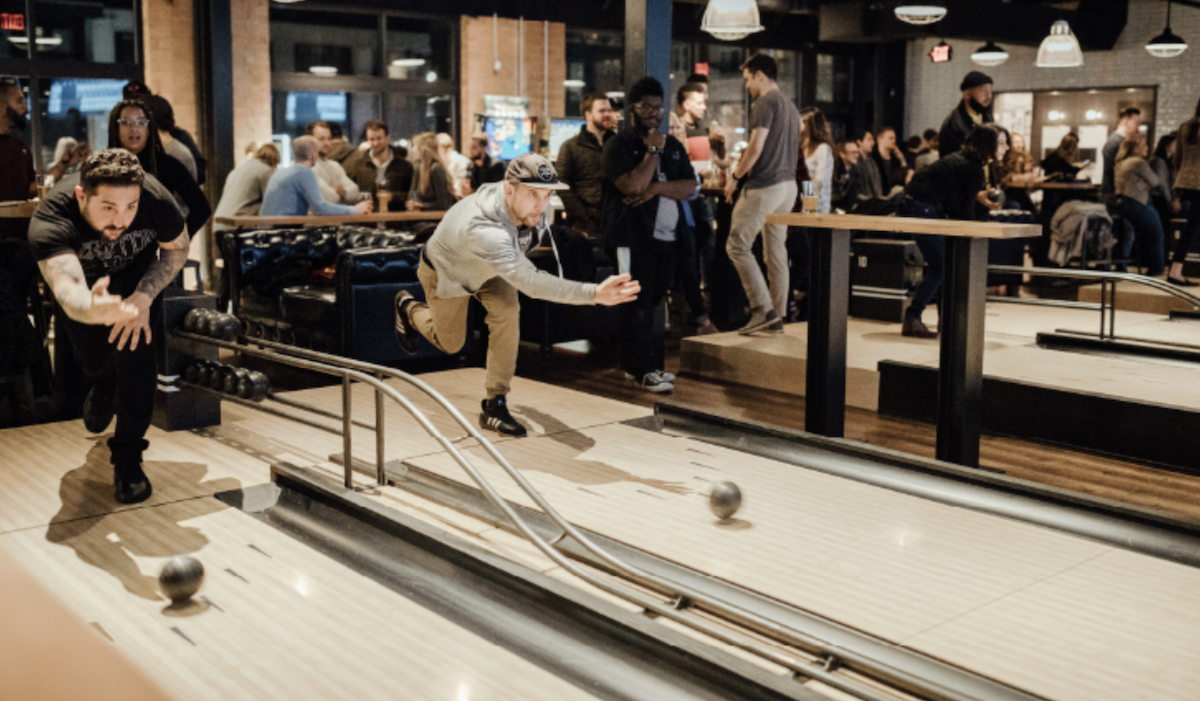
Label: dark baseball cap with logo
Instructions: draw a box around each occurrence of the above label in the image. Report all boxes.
[505,153,570,191]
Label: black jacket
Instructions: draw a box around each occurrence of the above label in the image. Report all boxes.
[905,152,987,221]
[938,101,993,160]
[601,125,696,250]
[556,126,609,235]
[136,149,212,237]
[345,150,415,206]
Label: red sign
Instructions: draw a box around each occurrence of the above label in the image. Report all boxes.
[929,42,952,63]
[1,13,24,31]
[693,62,710,77]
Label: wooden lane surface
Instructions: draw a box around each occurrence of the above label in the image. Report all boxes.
[214,211,445,228]
[399,419,1200,701]
[0,200,38,218]
[0,497,605,701]
[0,543,176,701]
[766,211,1041,239]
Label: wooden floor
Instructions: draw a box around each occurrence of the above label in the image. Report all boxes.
[6,348,1200,701]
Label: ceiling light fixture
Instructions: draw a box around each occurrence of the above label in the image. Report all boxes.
[390,58,426,67]
[701,0,763,41]
[894,4,947,25]
[1146,0,1188,58]
[1036,20,1084,67]
[309,65,337,76]
[6,34,63,50]
[563,79,586,88]
[970,41,1009,67]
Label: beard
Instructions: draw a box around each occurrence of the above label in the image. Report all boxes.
[968,97,992,119]
[5,104,27,131]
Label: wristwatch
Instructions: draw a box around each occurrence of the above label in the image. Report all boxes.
[646,145,663,156]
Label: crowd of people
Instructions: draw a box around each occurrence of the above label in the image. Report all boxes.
[3,64,1200,497]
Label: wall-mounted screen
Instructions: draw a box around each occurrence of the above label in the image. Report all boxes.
[481,115,536,160]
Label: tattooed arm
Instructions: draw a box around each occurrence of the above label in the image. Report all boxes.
[38,253,138,326]
[108,227,191,351]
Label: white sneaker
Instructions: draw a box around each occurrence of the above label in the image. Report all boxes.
[632,370,674,393]
[625,370,675,383]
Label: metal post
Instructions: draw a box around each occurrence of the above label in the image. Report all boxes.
[1098,279,1106,339]
[936,237,988,467]
[375,371,385,485]
[343,374,353,489]
[624,0,672,114]
[806,228,850,437]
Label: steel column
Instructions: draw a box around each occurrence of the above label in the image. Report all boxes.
[936,237,988,467]
[806,228,850,437]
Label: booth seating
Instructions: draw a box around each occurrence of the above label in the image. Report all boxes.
[518,226,620,355]
[223,226,469,365]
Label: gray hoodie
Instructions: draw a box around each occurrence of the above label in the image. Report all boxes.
[425,182,597,304]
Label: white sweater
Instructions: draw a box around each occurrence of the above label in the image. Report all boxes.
[805,143,835,213]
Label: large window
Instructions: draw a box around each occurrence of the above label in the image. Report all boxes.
[40,77,125,163]
[564,29,623,117]
[270,8,457,162]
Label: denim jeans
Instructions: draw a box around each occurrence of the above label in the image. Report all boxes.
[897,196,945,322]
[1115,196,1165,276]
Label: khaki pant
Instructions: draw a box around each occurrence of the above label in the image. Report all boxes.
[727,180,798,316]
[411,258,520,399]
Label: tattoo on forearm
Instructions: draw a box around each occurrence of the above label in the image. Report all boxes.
[39,255,91,316]
[136,247,189,300]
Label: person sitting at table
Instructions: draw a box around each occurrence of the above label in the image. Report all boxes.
[1041,132,1085,181]
[107,100,211,239]
[344,120,413,212]
[260,136,373,218]
[1113,133,1167,279]
[897,124,1006,339]
[306,120,360,205]
[407,132,457,212]
[213,143,280,238]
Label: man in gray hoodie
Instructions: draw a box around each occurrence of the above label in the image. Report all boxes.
[394,153,641,436]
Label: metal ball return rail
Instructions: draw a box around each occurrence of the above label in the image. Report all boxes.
[172,311,1042,701]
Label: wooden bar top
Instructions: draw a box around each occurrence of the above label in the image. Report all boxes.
[1008,181,1098,191]
[215,210,446,228]
[0,200,38,219]
[766,212,1040,239]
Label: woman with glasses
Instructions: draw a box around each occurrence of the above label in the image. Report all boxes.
[107,100,211,238]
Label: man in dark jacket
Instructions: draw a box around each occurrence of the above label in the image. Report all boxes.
[938,71,994,159]
[344,120,414,210]
[602,77,696,393]
[556,92,616,236]
[462,132,506,196]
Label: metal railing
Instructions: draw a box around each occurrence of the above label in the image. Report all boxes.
[175,328,1030,701]
[987,265,1200,345]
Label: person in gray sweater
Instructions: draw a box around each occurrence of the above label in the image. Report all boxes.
[212,143,280,237]
[393,154,641,437]
[1113,133,1166,277]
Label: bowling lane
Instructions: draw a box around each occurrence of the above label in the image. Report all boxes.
[399,421,1200,701]
[0,495,607,701]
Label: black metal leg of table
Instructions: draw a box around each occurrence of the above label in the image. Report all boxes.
[936,237,988,467]
[806,228,849,438]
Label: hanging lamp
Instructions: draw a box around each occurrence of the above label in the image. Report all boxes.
[1036,20,1084,67]
[1146,0,1188,58]
[701,0,764,41]
[894,4,947,25]
[970,41,1009,67]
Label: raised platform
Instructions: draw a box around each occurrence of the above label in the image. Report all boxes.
[681,304,1200,470]
[1077,279,1199,315]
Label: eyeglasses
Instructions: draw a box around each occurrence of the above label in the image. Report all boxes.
[118,119,150,128]
[634,102,665,116]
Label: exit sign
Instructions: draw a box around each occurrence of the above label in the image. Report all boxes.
[930,41,952,63]
[1,13,24,31]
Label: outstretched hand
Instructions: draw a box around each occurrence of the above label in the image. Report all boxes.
[108,291,152,351]
[594,273,640,306]
[88,276,139,326]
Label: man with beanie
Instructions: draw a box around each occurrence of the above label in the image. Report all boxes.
[938,71,994,159]
[393,154,641,437]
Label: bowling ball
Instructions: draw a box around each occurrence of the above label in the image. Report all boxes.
[210,314,242,342]
[159,555,205,602]
[709,481,742,520]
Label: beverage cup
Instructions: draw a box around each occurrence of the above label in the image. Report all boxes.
[377,188,392,213]
[36,174,54,200]
[801,180,820,213]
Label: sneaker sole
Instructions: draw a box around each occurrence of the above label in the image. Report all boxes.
[641,383,674,393]
[738,317,781,336]
[393,294,418,354]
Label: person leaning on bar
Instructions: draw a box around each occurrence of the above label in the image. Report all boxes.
[896,124,1008,339]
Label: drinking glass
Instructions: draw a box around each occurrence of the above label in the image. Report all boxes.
[36,174,54,200]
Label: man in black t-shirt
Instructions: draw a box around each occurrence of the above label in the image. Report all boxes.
[29,149,189,504]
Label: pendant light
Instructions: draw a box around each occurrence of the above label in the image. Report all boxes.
[1036,20,1084,67]
[701,0,764,41]
[970,41,1009,67]
[1146,0,1188,58]
[894,5,947,25]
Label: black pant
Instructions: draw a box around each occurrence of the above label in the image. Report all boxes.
[621,238,676,378]
[60,310,158,465]
[674,224,706,320]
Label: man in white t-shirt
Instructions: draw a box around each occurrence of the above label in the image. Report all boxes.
[306,120,360,205]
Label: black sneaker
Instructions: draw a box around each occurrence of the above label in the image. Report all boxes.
[479,395,527,437]
[113,462,153,504]
[393,291,418,354]
[83,380,116,433]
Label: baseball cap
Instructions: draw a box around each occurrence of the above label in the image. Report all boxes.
[505,153,569,191]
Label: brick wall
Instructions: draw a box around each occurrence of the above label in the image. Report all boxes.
[141,0,197,135]
[905,0,1200,136]
[230,0,273,163]
[459,15,566,150]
